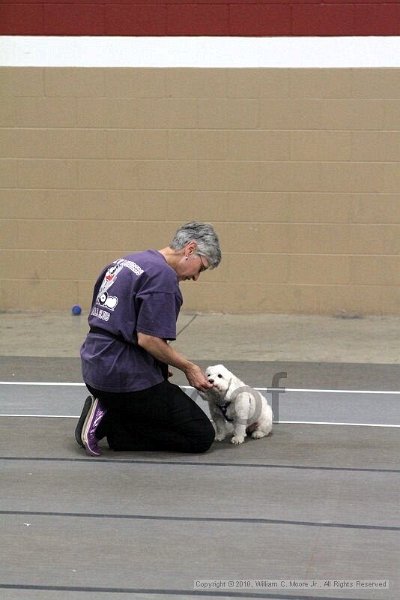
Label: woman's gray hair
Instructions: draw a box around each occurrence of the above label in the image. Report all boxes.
[170,221,222,269]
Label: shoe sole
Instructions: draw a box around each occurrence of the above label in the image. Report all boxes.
[75,396,92,448]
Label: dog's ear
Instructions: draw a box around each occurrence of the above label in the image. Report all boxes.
[225,376,236,398]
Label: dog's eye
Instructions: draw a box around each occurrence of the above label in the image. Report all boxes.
[218,374,223,378]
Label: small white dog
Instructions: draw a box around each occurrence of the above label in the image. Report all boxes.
[200,364,273,445]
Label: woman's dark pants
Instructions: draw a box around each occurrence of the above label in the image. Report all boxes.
[87,380,215,454]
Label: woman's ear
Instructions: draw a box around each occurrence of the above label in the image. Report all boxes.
[185,241,198,256]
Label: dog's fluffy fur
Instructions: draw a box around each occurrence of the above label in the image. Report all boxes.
[200,364,273,445]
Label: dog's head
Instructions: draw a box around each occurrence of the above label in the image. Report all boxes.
[204,364,235,397]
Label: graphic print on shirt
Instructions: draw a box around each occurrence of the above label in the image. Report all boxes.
[96,260,124,311]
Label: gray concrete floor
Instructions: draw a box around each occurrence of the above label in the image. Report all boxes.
[0,312,399,599]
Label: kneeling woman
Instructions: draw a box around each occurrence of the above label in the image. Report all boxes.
[76,222,221,456]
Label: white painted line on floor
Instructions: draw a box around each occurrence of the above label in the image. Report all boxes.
[278,421,400,428]
[0,414,399,427]
[180,385,400,395]
[275,388,400,395]
[1,381,400,394]
[0,414,78,418]
[0,381,85,386]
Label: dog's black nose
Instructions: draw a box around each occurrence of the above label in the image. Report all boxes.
[208,378,214,384]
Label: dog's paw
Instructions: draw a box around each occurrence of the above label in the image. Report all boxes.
[251,430,267,439]
[231,435,245,445]
[215,433,226,442]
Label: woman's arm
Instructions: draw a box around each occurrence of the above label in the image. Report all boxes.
[137,332,212,391]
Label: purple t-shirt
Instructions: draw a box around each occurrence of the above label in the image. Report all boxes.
[80,250,183,392]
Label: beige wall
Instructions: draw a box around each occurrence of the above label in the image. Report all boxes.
[1,67,400,314]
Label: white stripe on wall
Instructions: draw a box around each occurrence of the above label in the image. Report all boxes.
[1,36,400,68]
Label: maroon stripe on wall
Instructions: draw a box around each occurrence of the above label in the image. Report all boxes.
[1,2,400,37]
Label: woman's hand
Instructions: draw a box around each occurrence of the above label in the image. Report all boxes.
[184,363,213,392]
